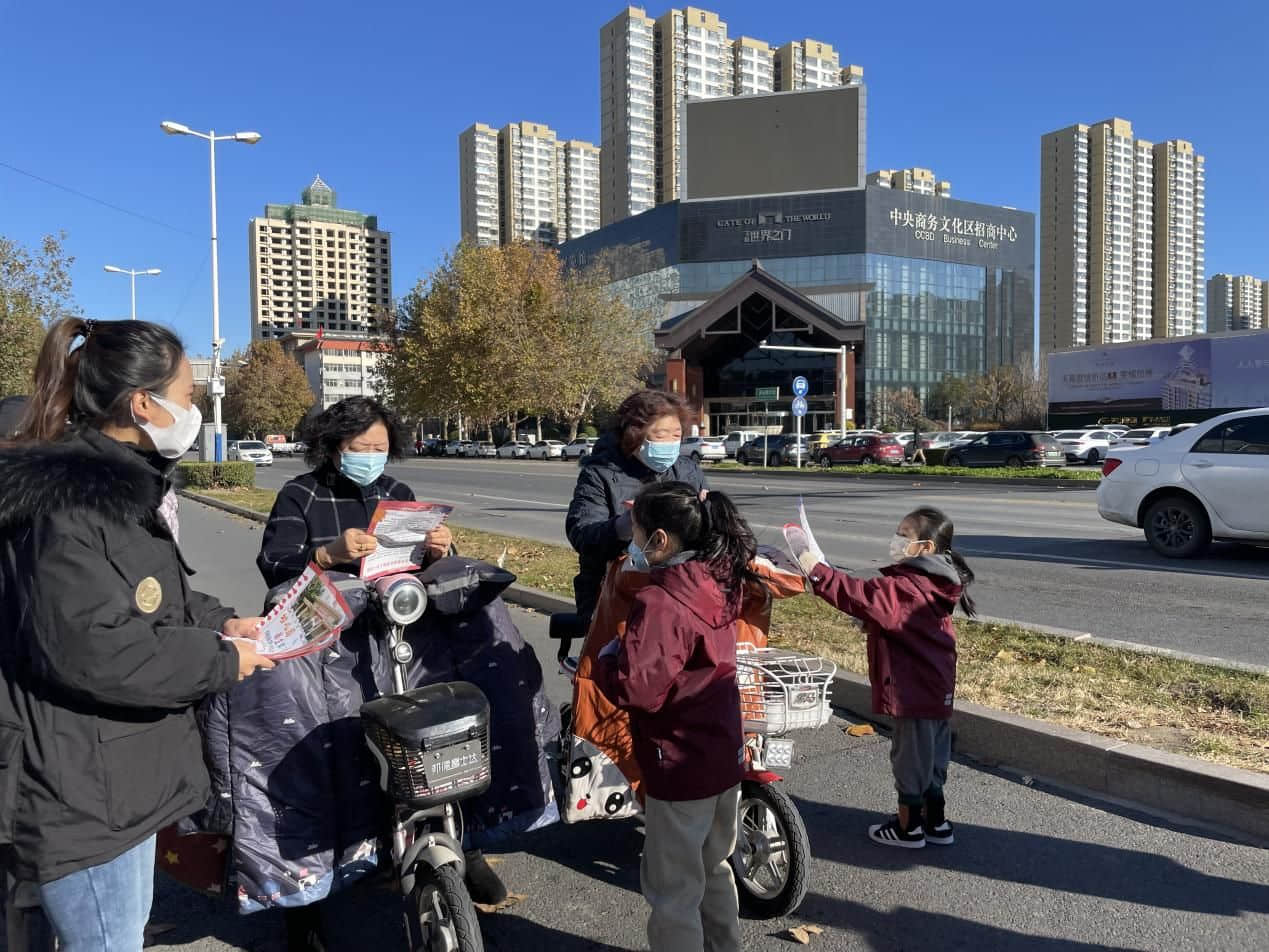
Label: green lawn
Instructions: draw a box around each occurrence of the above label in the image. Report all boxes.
[187,488,1267,774]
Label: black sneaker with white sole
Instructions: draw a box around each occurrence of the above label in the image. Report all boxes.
[925,820,955,845]
[868,817,925,849]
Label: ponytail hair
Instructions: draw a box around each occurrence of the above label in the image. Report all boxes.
[632,481,758,590]
[902,506,976,617]
[15,318,185,443]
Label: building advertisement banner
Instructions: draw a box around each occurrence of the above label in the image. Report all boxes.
[1048,333,1269,413]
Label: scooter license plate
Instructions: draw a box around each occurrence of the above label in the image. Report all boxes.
[765,739,795,768]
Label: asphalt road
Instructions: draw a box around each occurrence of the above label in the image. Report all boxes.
[120,500,1269,952]
[251,457,1269,668]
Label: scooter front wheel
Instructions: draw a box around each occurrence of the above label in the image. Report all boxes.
[731,779,811,919]
[409,863,484,952]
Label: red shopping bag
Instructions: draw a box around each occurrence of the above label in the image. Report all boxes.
[155,824,230,897]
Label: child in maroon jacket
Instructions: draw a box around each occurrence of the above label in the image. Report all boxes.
[788,506,976,849]
[593,482,757,952]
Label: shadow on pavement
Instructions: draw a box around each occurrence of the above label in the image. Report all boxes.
[794,798,1269,918]
[517,816,644,895]
[793,893,1143,952]
[482,915,635,951]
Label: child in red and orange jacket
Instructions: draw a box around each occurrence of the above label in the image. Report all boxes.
[593,481,758,952]
[788,506,976,849]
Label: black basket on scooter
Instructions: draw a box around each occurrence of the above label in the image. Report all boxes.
[361,682,492,809]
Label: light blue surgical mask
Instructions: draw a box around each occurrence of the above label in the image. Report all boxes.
[638,440,681,473]
[626,539,651,572]
[339,451,388,487]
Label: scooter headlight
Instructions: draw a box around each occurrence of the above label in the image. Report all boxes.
[374,574,427,626]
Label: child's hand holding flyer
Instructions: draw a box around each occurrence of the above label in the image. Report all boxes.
[783,497,827,577]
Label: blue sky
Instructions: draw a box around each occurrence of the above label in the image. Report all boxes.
[2,0,1266,356]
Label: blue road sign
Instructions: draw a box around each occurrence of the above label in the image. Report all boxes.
[792,396,808,417]
[792,375,809,397]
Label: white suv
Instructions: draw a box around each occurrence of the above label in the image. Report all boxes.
[228,440,273,466]
[682,436,726,462]
[1098,408,1269,557]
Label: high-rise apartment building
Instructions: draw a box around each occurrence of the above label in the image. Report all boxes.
[774,39,840,91]
[459,122,600,246]
[1040,119,1204,351]
[1207,273,1266,331]
[459,123,501,247]
[732,36,773,95]
[867,168,951,197]
[559,139,603,240]
[249,176,391,341]
[1153,139,1206,338]
[600,6,656,225]
[500,121,564,244]
[654,6,731,204]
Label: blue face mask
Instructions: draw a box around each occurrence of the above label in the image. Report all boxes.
[638,440,681,473]
[626,539,651,572]
[339,451,388,487]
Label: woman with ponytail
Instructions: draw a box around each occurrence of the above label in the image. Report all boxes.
[592,481,755,952]
[0,318,273,951]
[787,504,975,851]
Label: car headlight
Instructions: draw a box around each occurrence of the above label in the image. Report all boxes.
[373,574,427,625]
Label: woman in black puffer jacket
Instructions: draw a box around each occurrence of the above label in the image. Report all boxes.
[0,318,272,952]
[565,390,707,631]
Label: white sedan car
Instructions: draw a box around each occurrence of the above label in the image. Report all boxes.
[228,440,273,466]
[529,440,565,460]
[1054,429,1123,464]
[1097,408,1269,557]
[497,441,531,459]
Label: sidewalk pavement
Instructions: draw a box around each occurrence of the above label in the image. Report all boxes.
[132,501,1269,952]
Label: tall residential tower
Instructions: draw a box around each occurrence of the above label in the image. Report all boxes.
[600,6,657,225]
[774,39,841,90]
[458,123,500,247]
[1040,119,1204,351]
[1207,273,1266,331]
[249,176,391,341]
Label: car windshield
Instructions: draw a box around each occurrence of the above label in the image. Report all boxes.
[239,441,266,450]
[1123,430,1153,439]
[1055,431,1087,440]
[880,438,899,445]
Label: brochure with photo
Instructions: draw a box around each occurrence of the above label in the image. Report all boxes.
[244,564,353,660]
[361,500,454,580]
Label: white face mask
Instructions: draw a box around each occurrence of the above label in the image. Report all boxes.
[889,534,932,563]
[134,391,202,459]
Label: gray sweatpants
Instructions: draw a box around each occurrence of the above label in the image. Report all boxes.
[641,785,742,952]
[890,717,951,806]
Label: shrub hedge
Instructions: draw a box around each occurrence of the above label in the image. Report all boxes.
[176,461,256,489]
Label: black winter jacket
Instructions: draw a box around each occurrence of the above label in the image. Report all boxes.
[565,433,707,627]
[0,428,240,883]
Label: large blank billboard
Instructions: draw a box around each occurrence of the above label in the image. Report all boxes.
[682,85,865,201]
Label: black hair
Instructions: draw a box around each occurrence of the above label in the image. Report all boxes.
[632,481,758,590]
[901,506,976,617]
[301,396,403,470]
[298,396,401,469]
[15,317,185,443]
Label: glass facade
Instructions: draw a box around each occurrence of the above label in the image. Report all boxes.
[674,252,1030,418]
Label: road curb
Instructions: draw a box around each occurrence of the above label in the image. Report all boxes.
[707,466,1101,490]
[180,489,269,523]
[501,581,1269,845]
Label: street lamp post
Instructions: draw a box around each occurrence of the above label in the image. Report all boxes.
[758,341,853,439]
[103,266,161,320]
[160,120,261,462]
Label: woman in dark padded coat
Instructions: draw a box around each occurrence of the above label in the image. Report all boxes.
[0,318,272,952]
[566,390,707,632]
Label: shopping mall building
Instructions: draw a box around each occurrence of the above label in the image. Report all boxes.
[561,184,1034,435]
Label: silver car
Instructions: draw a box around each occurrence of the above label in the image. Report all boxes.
[470,441,497,458]
[229,439,273,466]
[563,437,599,460]
[529,440,565,460]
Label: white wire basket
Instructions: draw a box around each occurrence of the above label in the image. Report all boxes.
[736,646,837,736]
